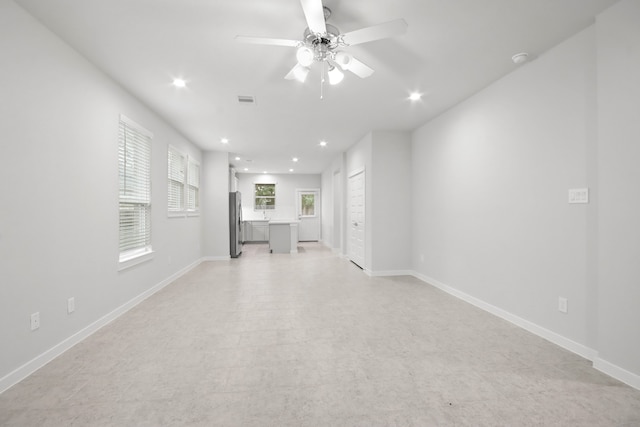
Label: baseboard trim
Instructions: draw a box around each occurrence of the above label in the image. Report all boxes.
[411,272,597,361]
[370,269,414,277]
[0,258,203,395]
[411,271,640,391]
[594,357,640,390]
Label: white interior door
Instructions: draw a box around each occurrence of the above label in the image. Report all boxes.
[348,170,365,268]
[296,189,320,241]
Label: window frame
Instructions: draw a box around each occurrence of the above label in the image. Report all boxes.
[118,114,154,270]
[185,157,200,216]
[167,145,200,218]
[167,145,186,217]
[299,192,317,218]
[254,183,276,211]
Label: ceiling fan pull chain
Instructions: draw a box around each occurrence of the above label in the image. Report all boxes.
[320,61,325,99]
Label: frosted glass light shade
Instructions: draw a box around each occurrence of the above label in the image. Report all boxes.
[296,46,314,67]
[328,66,344,85]
[293,64,310,82]
[334,51,353,70]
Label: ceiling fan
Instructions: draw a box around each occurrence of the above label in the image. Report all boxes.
[235,0,408,85]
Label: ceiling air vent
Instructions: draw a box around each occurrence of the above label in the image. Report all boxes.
[238,95,256,105]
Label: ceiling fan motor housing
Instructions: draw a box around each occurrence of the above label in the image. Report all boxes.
[302,24,341,62]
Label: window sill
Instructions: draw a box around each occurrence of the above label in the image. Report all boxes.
[168,210,200,218]
[118,249,154,271]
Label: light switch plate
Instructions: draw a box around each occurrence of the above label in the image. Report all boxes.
[568,188,589,204]
[30,312,40,330]
[558,297,568,314]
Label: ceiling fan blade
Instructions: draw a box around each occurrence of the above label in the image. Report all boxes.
[284,64,299,80]
[347,57,374,78]
[235,35,299,47]
[300,0,326,35]
[341,19,408,46]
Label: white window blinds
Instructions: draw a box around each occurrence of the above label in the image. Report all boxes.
[168,146,185,212]
[168,146,199,216]
[118,115,152,260]
[186,158,200,212]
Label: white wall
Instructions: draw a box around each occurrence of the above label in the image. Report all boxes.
[339,131,412,274]
[237,173,321,221]
[332,168,344,252]
[0,0,207,387]
[320,154,345,252]
[410,2,640,387]
[371,131,412,273]
[203,152,230,259]
[595,0,640,381]
[412,26,595,348]
[321,168,333,246]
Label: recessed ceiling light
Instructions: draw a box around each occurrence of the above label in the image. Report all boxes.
[235,156,241,161]
[289,168,294,172]
[172,78,186,88]
[221,138,229,144]
[263,171,268,174]
[409,92,422,101]
[292,157,299,162]
[244,168,249,171]
[319,141,327,147]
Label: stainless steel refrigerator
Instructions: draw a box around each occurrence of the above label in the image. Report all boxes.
[229,192,243,258]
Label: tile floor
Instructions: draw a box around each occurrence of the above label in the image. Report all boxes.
[1,242,639,426]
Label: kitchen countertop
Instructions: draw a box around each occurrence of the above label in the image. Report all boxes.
[268,219,300,225]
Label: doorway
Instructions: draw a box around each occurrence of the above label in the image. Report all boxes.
[296,188,320,241]
[348,169,365,269]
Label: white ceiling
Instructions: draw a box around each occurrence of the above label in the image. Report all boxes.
[15,0,617,174]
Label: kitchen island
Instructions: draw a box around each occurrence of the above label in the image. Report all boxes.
[268,220,299,254]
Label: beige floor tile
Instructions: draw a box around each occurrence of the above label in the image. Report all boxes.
[1,242,639,426]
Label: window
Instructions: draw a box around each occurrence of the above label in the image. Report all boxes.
[167,146,185,213]
[186,157,200,213]
[167,145,199,216]
[255,183,276,210]
[118,115,153,267]
[300,193,315,216]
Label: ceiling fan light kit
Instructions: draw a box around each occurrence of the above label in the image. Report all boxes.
[236,0,407,93]
[334,51,353,70]
[327,65,344,85]
[289,63,311,82]
[296,46,315,67]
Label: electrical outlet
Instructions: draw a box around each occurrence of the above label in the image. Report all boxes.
[558,297,568,314]
[67,297,75,314]
[30,312,40,330]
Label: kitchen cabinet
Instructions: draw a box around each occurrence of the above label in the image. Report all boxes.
[243,220,269,242]
[268,220,299,254]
